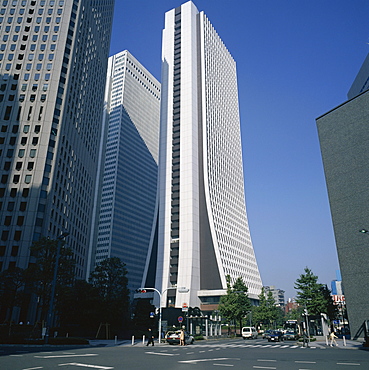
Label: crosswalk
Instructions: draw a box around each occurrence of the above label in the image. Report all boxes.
[185,341,319,350]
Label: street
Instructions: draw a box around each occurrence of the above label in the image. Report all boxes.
[1,338,368,369]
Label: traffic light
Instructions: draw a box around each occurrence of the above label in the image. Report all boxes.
[136,288,147,293]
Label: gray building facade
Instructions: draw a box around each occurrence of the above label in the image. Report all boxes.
[317,72,369,339]
[0,0,114,322]
[90,50,160,297]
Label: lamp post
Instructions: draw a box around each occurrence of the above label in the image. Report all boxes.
[44,232,69,344]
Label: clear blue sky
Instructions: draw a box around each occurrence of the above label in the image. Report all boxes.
[109,0,369,299]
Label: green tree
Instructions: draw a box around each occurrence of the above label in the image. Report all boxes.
[133,299,157,332]
[57,279,101,337]
[294,267,330,316]
[218,275,251,334]
[89,257,130,336]
[26,237,75,323]
[320,284,339,321]
[253,288,279,329]
[0,267,26,322]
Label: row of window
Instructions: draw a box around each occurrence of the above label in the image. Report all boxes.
[1,0,64,7]
[0,52,55,60]
[1,5,62,14]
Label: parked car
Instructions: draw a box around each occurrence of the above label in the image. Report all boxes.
[268,330,284,342]
[283,330,299,340]
[262,330,273,339]
[165,330,194,345]
[242,326,258,339]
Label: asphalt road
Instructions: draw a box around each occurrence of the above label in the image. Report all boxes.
[1,338,369,369]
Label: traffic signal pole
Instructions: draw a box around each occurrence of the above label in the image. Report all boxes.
[137,287,163,343]
[136,286,189,344]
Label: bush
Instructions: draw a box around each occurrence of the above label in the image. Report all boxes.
[194,335,204,341]
[298,337,316,342]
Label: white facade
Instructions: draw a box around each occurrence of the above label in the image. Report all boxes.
[90,50,160,296]
[144,1,262,309]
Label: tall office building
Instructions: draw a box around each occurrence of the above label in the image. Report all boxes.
[317,53,369,339]
[142,1,262,310]
[0,0,114,321]
[90,50,160,296]
[264,286,285,307]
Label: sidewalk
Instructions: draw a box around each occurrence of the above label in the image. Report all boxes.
[304,336,367,350]
[89,338,167,347]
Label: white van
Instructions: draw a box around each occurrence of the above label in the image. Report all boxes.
[242,326,258,339]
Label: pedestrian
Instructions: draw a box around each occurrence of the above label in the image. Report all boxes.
[302,330,309,347]
[329,331,338,347]
[146,328,154,346]
[180,328,185,346]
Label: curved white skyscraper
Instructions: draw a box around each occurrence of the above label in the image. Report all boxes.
[143,1,262,310]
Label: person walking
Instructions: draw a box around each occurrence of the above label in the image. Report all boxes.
[180,328,185,346]
[146,328,154,346]
[329,331,338,347]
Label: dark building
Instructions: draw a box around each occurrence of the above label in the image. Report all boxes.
[0,0,115,323]
[316,54,369,339]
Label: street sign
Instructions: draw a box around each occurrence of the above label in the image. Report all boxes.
[182,302,188,312]
[178,316,183,323]
[150,312,155,318]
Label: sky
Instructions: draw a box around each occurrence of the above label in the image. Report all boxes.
[109,0,369,300]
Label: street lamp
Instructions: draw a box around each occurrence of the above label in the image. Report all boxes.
[44,232,69,344]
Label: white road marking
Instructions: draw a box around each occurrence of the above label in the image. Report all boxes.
[253,366,276,369]
[336,363,361,366]
[178,358,240,364]
[35,354,98,359]
[213,364,234,367]
[22,367,43,370]
[145,351,179,356]
[58,363,113,369]
[295,361,316,364]
[257,359,277,362]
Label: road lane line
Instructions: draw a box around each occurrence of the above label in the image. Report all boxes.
[253,366,276,369]
[213,364,234,367]
[257,359,277,362]
[178,358,240,364]
[58,363,113,369]
[145,351,179,356]
[295,361,316,364]
[336,363,361,366]
[23,367,43,370]
[35,354,98,359]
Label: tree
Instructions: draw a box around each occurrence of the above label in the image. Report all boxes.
[218,275,251,334]
[253,287,279,329]
[26,237,75,323]
[0,267,26,322]
[294,267,332,316]
[320,284,339,321]
[132,299,157,332]
[57,279,101,337]
[89,257,130,336]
